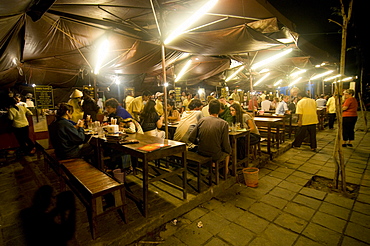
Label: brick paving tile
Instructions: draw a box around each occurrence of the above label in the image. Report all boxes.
[234,211,270,234]
[357,193,370,204]
[173,222,214,245]
[324,193,355,209]
[217,222,254,246]
[353,201,370,215]
[277,180,303,193]
[283,202,316,221]
[249,202,281,221]
[260,194,289,209]
[259,224,298,246]
[274,212,308,233]
[319,202,351,220]
[212,201,245,221]
[302,223,341,246]
[311,211,347,233]
[200,211,231,236]
[203,237,230,246]
[345,222,370,243]
[294,236,324,246]
[285,175,308,186]
[269,186,296,201]
[341,236,370,246]
[299,187,327,200]
[292,194,323,210]
[350,211,370,228]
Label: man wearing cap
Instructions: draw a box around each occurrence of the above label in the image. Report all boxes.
[230,89,241,103]
[155,92,164,116]
[68,89,84,123]
[127,90,152,121]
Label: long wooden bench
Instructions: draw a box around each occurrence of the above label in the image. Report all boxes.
[171,151,227,192]
[60,159,127,240]
[35,140,127,239]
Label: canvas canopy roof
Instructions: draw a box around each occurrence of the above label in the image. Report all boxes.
[0,0,335,98]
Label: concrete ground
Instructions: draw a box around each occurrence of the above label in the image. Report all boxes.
[0,112,369,246]
[137,114,370,246]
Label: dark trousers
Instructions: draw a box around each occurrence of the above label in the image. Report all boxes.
[342,116,357,141]
[13,126,35,153]
[328,113,336,129]
[292,124,317,149]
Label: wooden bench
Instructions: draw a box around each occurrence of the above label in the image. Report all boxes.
[171,151,227,192]
[60,159,127,240]
[35,140,127,239]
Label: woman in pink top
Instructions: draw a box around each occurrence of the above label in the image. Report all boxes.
[342,89,358,147]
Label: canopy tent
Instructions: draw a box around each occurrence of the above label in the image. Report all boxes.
[0,0,336,100]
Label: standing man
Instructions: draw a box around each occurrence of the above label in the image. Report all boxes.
[124,91,134,110]
[275,95,290,115]
[127,90,152,121]
[68,89,84,123]
[82,89,99,121]
[188,99,231,173]
[292,93,319,151]
[326,94,336,129]
[230,89,241,103]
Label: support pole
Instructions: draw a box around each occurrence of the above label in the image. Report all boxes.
[161,44,169,138]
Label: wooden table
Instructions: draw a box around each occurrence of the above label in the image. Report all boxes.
[103,133,187,217]
[254,117,282,159]
[256,114,292,139]
[228,129,250,176]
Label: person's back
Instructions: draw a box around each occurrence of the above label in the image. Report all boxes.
[188,99,231,162]
[174,99,203,143]
[189,116,230,160]
[261,98,271,112]
[316,97,326,107]
[297,97,318,125]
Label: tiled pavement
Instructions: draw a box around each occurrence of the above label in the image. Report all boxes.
[0,113,369,246]
[145,118,370,246]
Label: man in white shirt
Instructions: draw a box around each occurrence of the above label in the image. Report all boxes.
[316,94,327,107]
[260,96,271,112]
[275,96,289,115]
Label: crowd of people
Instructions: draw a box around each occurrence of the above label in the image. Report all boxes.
[5,87,359,173]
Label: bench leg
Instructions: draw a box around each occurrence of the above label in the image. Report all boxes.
[197,163,201,193]
[89,198,98,240]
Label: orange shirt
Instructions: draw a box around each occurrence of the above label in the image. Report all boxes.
[342,97,358,117]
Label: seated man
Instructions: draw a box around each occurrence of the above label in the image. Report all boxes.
[49,103,92,160]
[188,99,231,172]
[173,99,203,151]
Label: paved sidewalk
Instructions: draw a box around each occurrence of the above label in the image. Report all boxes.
[145,120,370,245]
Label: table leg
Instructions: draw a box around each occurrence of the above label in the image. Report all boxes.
[182,151,187,199]
[232,137,237,176]
[143,157,148,217]
[267,124,272,160]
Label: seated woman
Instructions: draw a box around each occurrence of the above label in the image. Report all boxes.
[230,103,261,160]
[166,100,180,123]
[140,99,164,138]
[49,103,93,160]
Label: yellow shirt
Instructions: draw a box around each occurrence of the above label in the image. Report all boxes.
[326,96,336,114]
[8,105,32,128]
[296,97,318,125]
[155,99,164,116]
[127,96,144,121]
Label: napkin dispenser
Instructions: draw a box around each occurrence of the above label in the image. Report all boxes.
[106,125,119,134]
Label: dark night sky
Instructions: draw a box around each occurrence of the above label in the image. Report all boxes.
[268,0,367,77]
